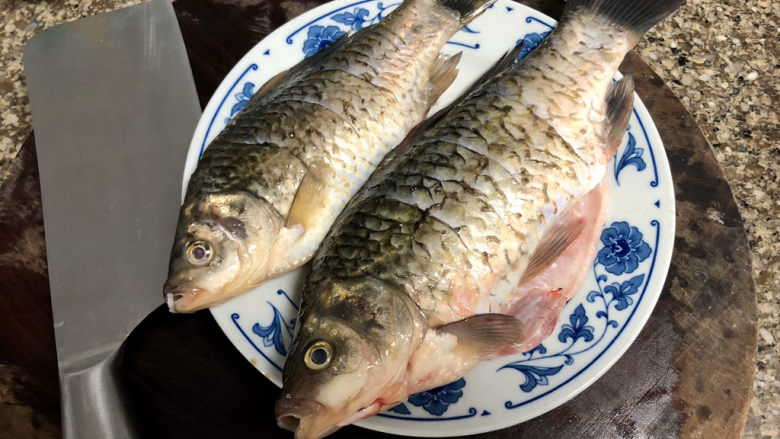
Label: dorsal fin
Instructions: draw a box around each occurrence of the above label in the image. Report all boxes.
[426,52,462,111]
[427,41,526,121]
[382,42,527,168]
[604,75,635,155]
[250,34,350,104]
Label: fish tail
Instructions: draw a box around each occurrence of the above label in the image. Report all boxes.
[563,0,686,48]
[437,0,496,26]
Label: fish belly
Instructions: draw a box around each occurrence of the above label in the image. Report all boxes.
[498,181,609,348]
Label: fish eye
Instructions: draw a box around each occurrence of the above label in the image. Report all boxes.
[185,240,213,266]
[304,340,333,370]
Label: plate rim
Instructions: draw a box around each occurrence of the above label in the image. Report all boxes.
[178,0,678,436]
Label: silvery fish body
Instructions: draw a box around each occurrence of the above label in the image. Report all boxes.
[164,0,496,312]
[277,0,684,437]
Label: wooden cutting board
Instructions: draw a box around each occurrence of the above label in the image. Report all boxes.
[0,0,757,437]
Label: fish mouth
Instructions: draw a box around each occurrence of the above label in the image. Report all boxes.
[163,284,207,313]
[275,395,385,438]
[275,396,319,431]
[275,396,339,438]
[276,412,301,433]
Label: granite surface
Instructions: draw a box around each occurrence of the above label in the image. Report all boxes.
[0,0,777,437]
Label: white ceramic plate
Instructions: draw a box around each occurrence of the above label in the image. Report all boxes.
[183,0,676,436]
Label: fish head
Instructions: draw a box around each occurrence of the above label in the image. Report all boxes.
[276,279,426,438]
[164,191,280,312]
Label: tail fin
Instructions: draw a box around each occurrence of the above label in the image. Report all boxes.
[564,0,685,40]
[439,0,496,26]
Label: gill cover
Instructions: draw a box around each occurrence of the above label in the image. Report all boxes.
[277,278,426,438]
[164,191,278,312]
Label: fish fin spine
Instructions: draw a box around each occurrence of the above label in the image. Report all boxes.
[437,0,497,26]
[604,74,635,156]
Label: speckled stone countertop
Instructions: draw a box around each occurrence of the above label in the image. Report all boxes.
[1,0,777,437]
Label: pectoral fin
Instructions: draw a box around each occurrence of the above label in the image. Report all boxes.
[286,163,329,231]
[407,313,526,395]
[520,218,586,284]
[438,313,526,359]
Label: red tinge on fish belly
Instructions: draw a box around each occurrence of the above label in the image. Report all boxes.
[405,182,610,396]
[501,181,610,349]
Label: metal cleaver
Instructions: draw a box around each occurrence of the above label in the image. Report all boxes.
[23,0,201,436]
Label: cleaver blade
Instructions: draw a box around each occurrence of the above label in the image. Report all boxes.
[23,0,201,436]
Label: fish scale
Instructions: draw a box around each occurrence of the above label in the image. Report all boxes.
[166,0,496,314]
[278,1,686,436]
[194,15,455,204]
[269,69,400,147]
[311,4,658,325]
[323,15,450,104]
[189,144,306,217]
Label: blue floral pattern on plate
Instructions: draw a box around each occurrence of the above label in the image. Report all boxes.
[558,304,595,344]
[330,2,401,30]
[225,81,255,124]
[516,31,550,59]
[497,221,655,404]
[331,7,372,30]
[289,1,482,55]
[614,130,647,184]
[499,363,564,392]
[192,1,674,435]
[252,302,296,356]
[407,378,467,416]
[597,221,653,275]
[302,25,347,57]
